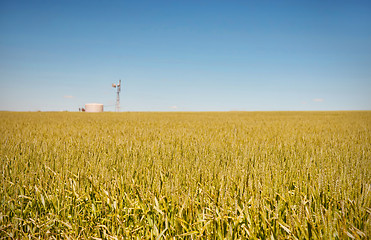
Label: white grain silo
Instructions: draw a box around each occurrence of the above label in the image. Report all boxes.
[85,103,104,112]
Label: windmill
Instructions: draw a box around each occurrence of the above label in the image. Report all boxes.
[112,80,122,112]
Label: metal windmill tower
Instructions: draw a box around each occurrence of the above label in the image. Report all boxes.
[112,80,122,112]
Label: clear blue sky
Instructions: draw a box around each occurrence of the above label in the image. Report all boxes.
[1,0,370,111]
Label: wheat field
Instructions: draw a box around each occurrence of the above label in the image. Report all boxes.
[1,111,370,239]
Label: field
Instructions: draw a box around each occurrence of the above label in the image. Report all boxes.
[1,111,370,239]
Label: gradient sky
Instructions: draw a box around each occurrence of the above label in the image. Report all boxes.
[1,0,370,111]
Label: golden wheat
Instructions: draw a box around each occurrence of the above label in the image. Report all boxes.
[1,111,370,239]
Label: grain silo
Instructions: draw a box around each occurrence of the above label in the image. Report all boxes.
[85,103,104,112]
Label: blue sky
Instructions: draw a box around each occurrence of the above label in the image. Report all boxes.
[1,0,370,111]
